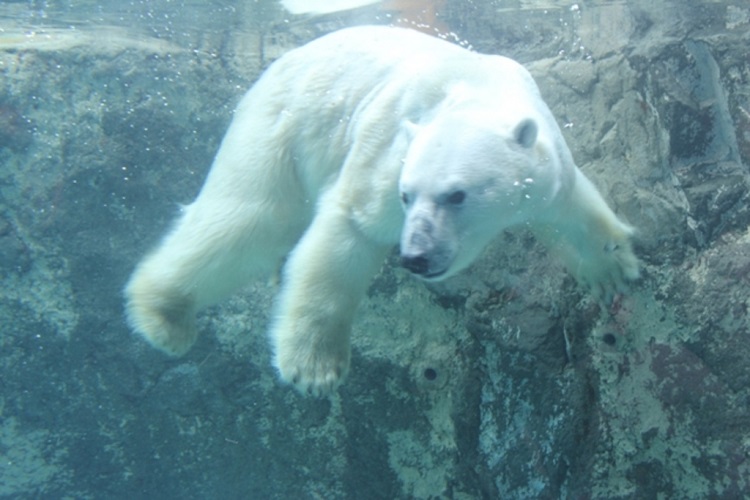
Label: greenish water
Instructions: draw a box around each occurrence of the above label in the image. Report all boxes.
[1,1,749,498]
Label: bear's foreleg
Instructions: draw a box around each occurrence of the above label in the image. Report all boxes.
[533,168,639,303]
[270,197,389,396]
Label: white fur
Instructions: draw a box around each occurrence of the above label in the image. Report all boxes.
[124,26,638,394]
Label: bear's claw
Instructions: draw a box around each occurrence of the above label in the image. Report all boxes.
[275,348,350,397]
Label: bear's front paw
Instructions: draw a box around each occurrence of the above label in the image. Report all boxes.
[578,238,639,304]
[272,323,351,396]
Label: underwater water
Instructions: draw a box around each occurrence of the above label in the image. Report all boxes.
[1,0,750,498]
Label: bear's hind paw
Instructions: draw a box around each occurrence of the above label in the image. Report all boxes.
[125,293,197,356]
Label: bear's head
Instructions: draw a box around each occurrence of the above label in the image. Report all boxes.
[398,107,563,281]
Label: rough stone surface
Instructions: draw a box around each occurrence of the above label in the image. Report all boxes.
[1,1,749,498]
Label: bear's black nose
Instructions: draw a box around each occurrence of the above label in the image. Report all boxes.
[401,254,430,275]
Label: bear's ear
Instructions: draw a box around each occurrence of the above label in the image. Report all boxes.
[513,118,537,149]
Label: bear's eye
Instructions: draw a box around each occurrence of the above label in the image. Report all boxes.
[400,192,410,205]
[447,190,466,205]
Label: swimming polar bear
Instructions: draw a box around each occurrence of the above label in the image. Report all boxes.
[124,26,639,395]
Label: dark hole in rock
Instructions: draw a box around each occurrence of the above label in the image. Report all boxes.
[423,367,437,381]
[602,333,617,346]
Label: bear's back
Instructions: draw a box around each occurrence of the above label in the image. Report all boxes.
[248,26,536,125]
[220,26,555,209]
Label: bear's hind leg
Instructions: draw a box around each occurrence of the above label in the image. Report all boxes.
[125,200,304,356]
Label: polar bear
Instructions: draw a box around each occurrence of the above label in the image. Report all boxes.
[125,26,638,395]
